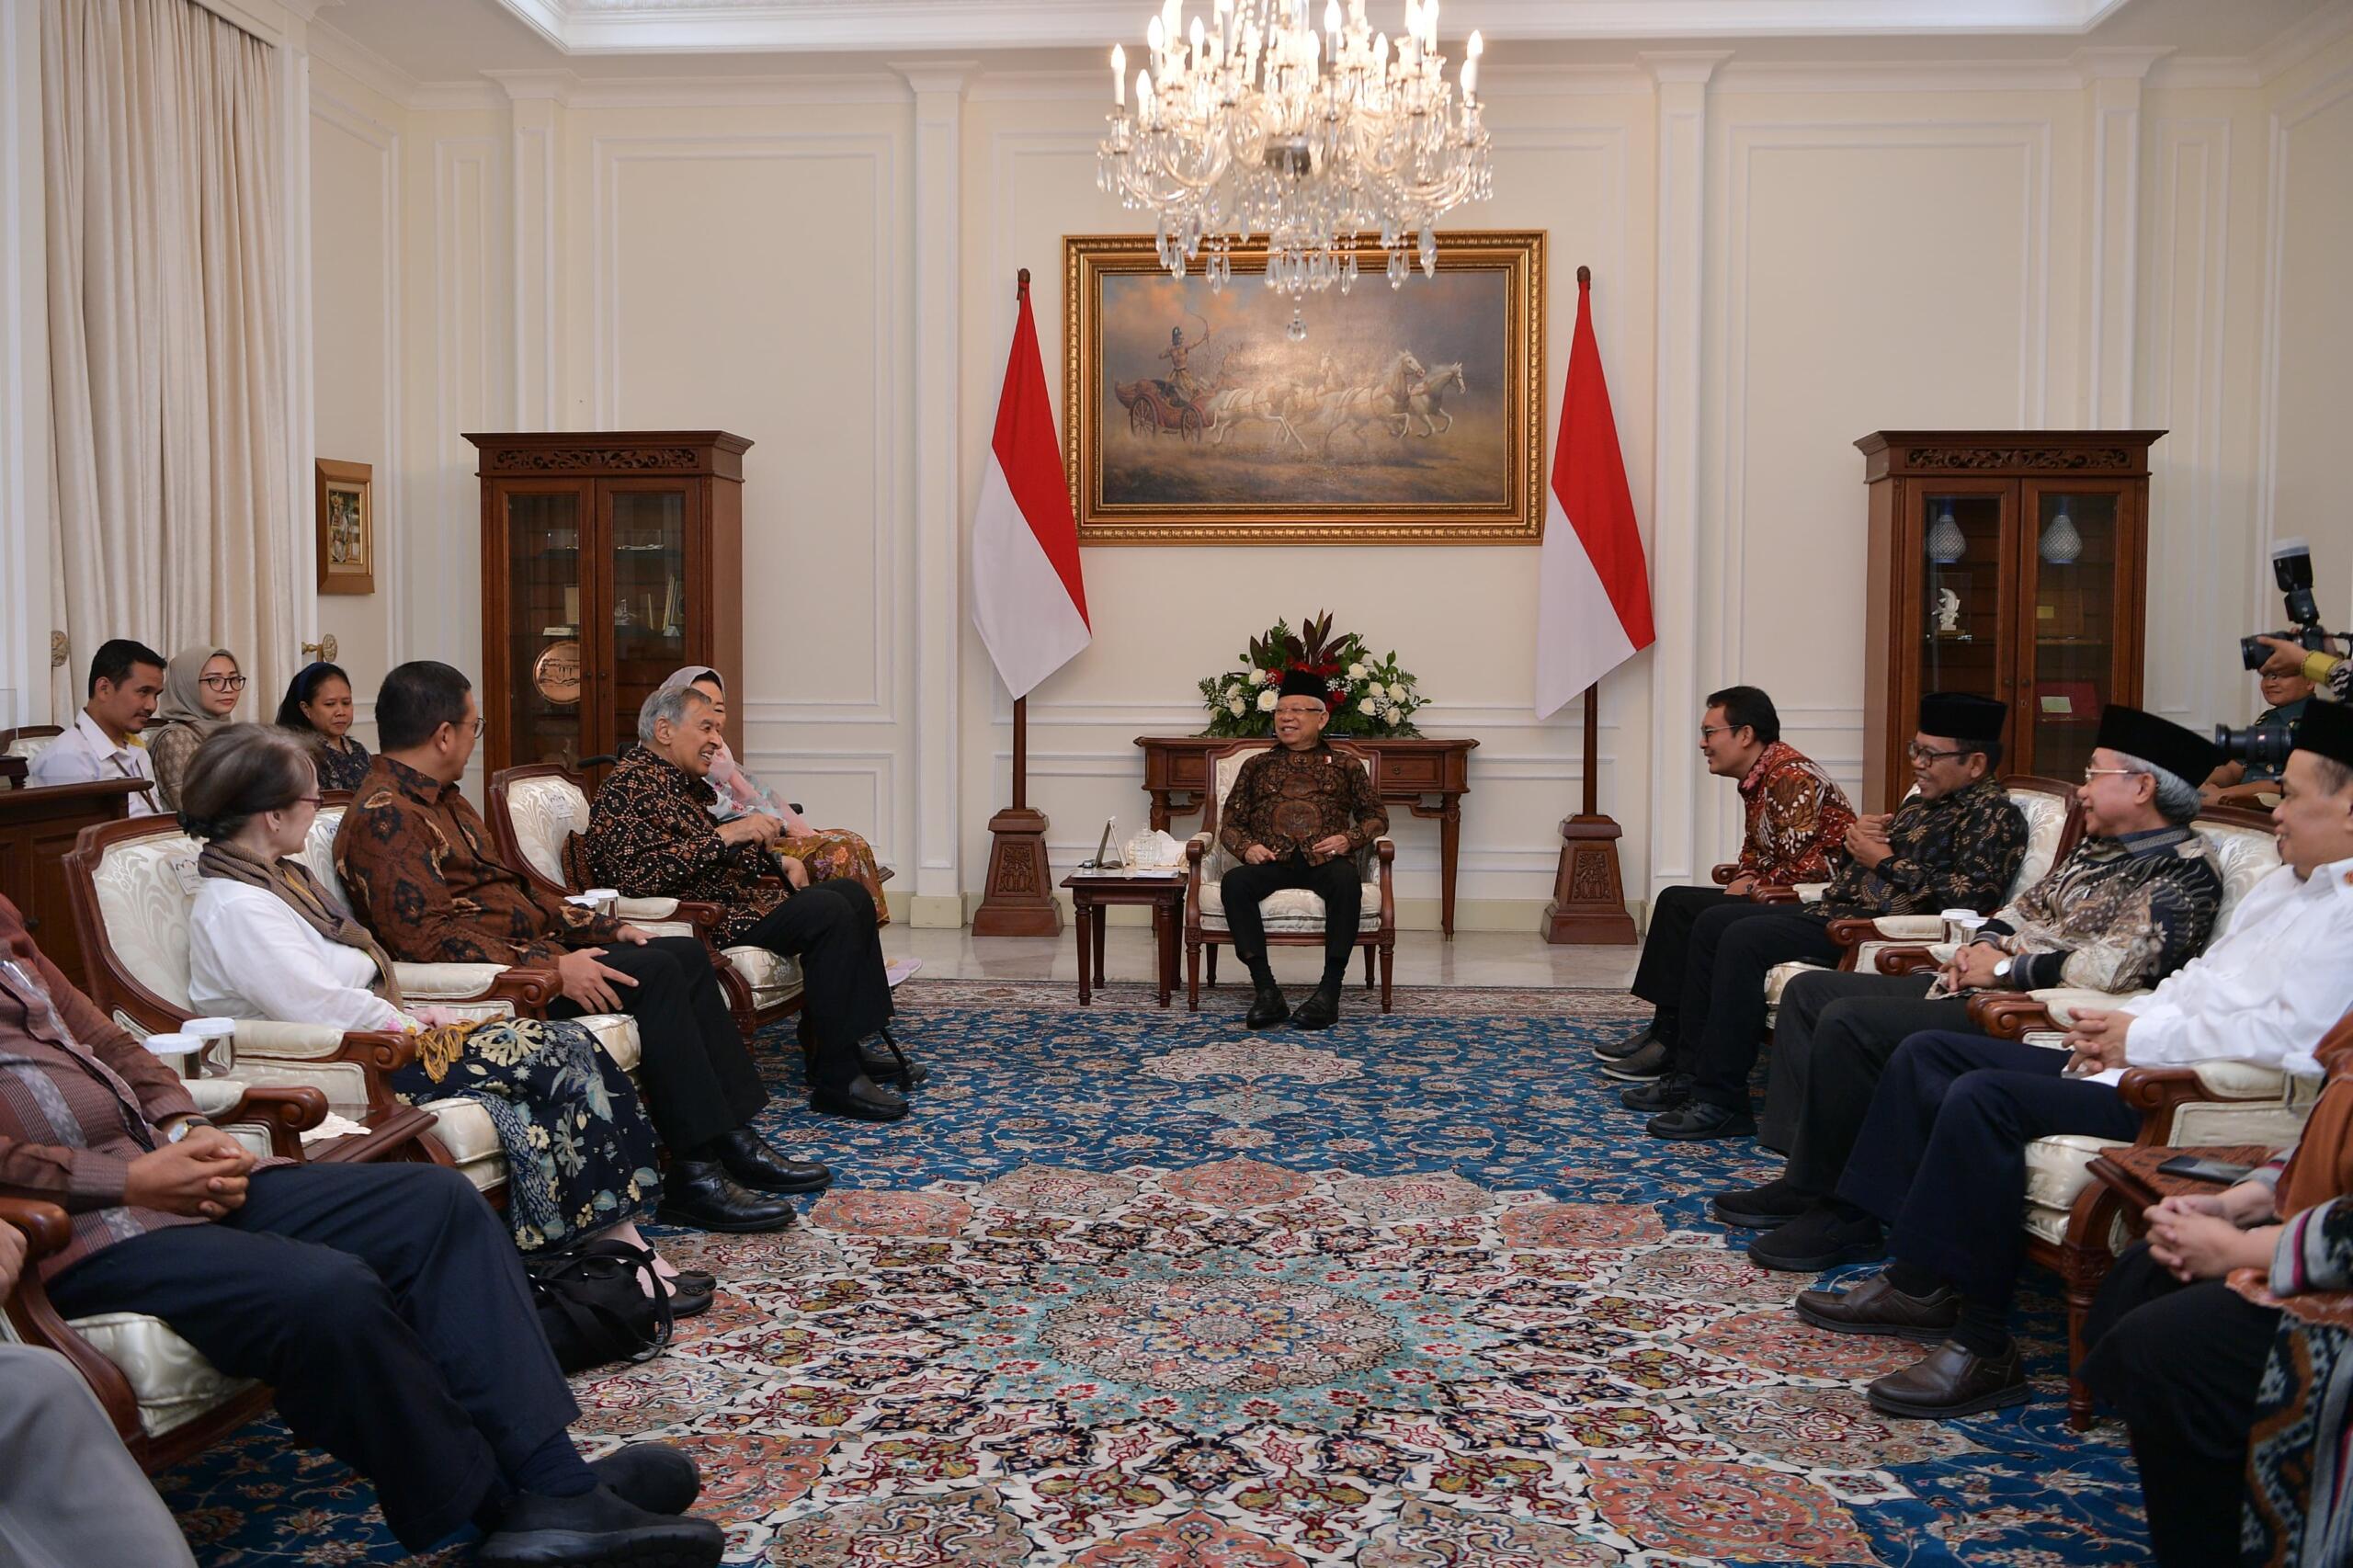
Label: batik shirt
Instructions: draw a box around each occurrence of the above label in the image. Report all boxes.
[1218,744,1390,868]
[1733,741,1856,887]
[1971,825,2222,993]
[583,745,787,947]
[335,756,622,967]
[1813,775,2026,919]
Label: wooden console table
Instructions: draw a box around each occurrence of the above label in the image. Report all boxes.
[0,778,151,988]
[1134,734,1479,935]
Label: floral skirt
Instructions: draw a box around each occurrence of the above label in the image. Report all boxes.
[778,829,889,925]
[392,1017,661,1254]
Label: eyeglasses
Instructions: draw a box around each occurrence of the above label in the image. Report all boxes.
[289,795,322,808]
[1699,725,1733,740]
[1273,705,1325,717]
[198,674,248,692]
[2082,767,2136,784]
[1906,744,1974,764]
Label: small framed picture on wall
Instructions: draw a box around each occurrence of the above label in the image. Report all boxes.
[316,459,374,595]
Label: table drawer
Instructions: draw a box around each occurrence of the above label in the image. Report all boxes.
[1378,754,1445,790]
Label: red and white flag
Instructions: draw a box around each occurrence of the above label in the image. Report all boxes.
[972,275,1091,700]
[1535,271,1654,718]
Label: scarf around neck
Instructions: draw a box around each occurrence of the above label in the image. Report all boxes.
[196,839,404,1008]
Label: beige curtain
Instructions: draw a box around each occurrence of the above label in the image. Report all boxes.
[42,0,293,721]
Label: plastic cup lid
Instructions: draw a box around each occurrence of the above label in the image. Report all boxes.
[1938,907,1979,922]
[144,1032,202,1055]
[184,1017,237,1040]
[585,887,620,901]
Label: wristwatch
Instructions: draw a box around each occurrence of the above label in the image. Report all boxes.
[165,1116,213,1144]
[1992,956,2016,985]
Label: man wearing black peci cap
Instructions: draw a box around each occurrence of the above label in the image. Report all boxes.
[1216,667,1390,1030]
[1728,704,2227,1264]
[1636,692,2029,1141]
[1790,698,2353,1421]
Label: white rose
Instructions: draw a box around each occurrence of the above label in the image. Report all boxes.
[1257,688,1279,711]
[1385,707,1403,726]
[1247,669,1267,687]
[1388,682,1407,701]
[1228,696,1246,716]
[1358,696,1379,715]
[1222,683,1239,701]
[1347,663,1367,681]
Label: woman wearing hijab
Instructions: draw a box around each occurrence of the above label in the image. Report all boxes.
[274,661,373,792]
[2080,1004,2353,1565]
[653,666,892,926]
[176,722,710,1312]
[144,644,244,809]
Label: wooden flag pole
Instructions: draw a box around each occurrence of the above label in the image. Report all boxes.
[1543,267,1638,944]
[972,270,1063,937]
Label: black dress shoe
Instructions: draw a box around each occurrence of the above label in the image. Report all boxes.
[1245,982,1290,1030]
[713,1128,833,1193]
[1620,1072,1692,1112]
[1595,1025,1658,1062]
[1750,1204,1889,1272]
[1792,1271,1958,1339]
[811,1074,910,1122]
[1867,1340,2029,1418]
[656,1161,800,1233]
[860,1030,928,1087]
[1711,1176,1814,1229]
[1645,1100,1756,1141]
[1288,986,1340,1029]
[1597,1038,1671,1082]
[477,1483,723,1567]
[589,1444,701,1516]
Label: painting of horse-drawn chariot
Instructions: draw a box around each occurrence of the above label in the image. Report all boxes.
[1063,231,1547,545]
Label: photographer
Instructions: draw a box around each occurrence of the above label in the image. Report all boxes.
[2207,661,2313,804]
[2258,633,2350,702]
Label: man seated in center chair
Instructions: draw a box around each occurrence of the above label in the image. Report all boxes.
[583,685,913,1123]
[1222,668,1390,1031]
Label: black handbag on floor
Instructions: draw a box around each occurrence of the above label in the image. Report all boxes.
[522,1236,674,1373]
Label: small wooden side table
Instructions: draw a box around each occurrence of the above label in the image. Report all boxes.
[1062,871,1187,1007]
[2087,1142,2276,1221]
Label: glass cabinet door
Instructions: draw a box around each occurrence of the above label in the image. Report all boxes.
[1916,484,2015,721]
[501,487,592,769]
[602,482,692,752]
[2019,483,2126,783]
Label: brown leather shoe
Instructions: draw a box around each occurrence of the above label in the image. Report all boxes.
[1866,1341,2029,1418]
[1792,1273,1961,1342]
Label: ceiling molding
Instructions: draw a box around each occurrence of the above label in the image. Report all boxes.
[492,0,2144,57]
[2253,0,2353,85]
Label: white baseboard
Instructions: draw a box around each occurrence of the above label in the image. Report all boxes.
[941,891,1645,935]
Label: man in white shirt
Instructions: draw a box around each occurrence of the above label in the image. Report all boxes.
[25,639,165,816]
[1784,698,2353,1421]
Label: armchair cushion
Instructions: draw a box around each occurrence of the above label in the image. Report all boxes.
[615,896,681,921]
[56,1313,255,1439]
[390,962,525,1001]
[722,946,804,1009]
[2027,987,2144,1028]
[504,774,593,888]
[84,830,204,1012]
[2022,1135,2131,1244]
[1199,877,1386,932]
[1869,915,1949,941]
[2009,787,2074,899]
[2197,815,2287,937]
[412,1096,511,1190]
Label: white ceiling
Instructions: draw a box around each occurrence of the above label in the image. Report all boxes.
[310,0,2347,92]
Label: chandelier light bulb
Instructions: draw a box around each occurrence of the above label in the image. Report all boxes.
[1112,43,1126,103]
[1137,69,1154,123]
[1147,15,1165,52]
[1189,14,1205,55]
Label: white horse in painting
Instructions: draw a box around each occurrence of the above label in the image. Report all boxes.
[1392,362,1465,437]
[1318,351,1427,458]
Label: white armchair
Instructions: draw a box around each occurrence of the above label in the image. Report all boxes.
[486,763,804,1038]
[1183,739,1397,1013]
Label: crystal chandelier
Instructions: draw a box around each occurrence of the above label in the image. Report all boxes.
[1097,0,1492,338]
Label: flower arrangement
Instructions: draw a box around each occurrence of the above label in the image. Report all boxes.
[1194,611,1428,738]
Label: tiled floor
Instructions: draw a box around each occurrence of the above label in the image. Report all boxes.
[879,922,1642,991]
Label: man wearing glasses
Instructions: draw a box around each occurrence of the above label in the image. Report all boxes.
[1218,667,1390,1031]
[1727,704,2225,1269]
[1636,692,2027,1142]
[1600,685,1855,1085]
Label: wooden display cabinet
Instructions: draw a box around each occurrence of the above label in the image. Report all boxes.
[467,431,749,778]
[1859,430,2162,810]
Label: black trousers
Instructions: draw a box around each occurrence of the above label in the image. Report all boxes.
[549,934,767,1152]
[1836,1029,2141,1306]
[2082,1242,2279,1566]
[1220,852,1359,982]
[1767,969,1965,1185]
[1629,884,1733,1043]
[1681,903,1845,1111]
[48,1164,574,1551]
[740,881,893,1097]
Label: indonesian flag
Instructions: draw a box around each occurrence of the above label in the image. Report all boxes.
[972,275,1091,699]
[1534,270,1655,718]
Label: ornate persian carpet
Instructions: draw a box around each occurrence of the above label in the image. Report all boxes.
[167,979,2149,1565]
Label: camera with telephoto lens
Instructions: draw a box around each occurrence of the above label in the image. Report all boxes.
[2213,720,2295,777]
[2240,537,2330,671]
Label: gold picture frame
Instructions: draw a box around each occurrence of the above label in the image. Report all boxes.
[315,459,374,595]
[1063,230,1547,546]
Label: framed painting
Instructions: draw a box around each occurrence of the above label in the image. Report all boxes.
[1063,230,1546,545]
[315,459,374,595]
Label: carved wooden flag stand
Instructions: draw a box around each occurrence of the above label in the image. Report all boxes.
[972,694,1062,936]
[1543,683,1638,944]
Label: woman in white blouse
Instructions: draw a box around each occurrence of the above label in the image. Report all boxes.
[178,723,709,1312]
